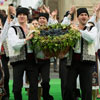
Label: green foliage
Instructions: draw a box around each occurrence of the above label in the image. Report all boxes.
[31,24,80,55]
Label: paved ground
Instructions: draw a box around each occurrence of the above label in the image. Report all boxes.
[50,62,59,79]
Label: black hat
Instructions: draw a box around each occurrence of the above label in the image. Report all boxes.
[77,8,89,17]
[39,13,49,21]
[16,7,29,17]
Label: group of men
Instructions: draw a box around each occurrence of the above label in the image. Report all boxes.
[0,4,53,100]
[0,2,100,100]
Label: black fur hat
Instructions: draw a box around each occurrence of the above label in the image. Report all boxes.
[39,13,49,21]
[16,7,29,17]
[77,8,89,17]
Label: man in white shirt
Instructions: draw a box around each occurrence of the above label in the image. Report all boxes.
[60,6,81,100]
[88,4,100,99]
[8,7,37,100]
[35,13,54,100]
[64,8,97,100]
[0,4,17,100]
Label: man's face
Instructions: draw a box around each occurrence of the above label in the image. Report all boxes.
[18,13,27,24]
[78,13,89,25]
[38,16,48,26]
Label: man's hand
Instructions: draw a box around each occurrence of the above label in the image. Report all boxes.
[70,6,76,15]
[71,24,79,31]
[38,6,46,13]
[94,4,100,13]
[51,9,58,19]
[9,5,16,16]
[43,5,50,14]
[7,5,16,23]
[93,3,100,20]
[25,34,33,41]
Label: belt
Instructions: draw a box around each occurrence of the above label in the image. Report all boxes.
[73,53,81,61]
[60,57,67,61]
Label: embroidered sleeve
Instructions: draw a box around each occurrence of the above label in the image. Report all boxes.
[0,21,10,43]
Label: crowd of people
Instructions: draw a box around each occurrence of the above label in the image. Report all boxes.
[0,2,100,100]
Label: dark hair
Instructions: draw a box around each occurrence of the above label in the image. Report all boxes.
[16,5,22,12]
[9,3,14,6]
[0,14,3,25]
[32,18,38,21]
[1,10,6,14]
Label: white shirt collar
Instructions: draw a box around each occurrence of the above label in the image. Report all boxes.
[14,22,20,26]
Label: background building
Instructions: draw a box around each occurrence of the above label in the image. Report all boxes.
[44,0,100,21]
[0,0,100,21]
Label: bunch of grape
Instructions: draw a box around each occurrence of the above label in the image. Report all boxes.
[40,28,69,36]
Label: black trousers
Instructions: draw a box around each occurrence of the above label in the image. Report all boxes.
[64,61,93,100]
[36,59,52,100]
[59,58,68,100]
[1,55,9,99]
[59,58,80,100]
[11,60,38,100]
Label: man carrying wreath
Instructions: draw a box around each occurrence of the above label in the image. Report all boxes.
[63,7,98,100]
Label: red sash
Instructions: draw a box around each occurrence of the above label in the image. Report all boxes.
[0,45,4,58]
[1,45,4,52]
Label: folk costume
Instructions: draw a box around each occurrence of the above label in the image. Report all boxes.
[8,7,36,100]
[63,8,97,100]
